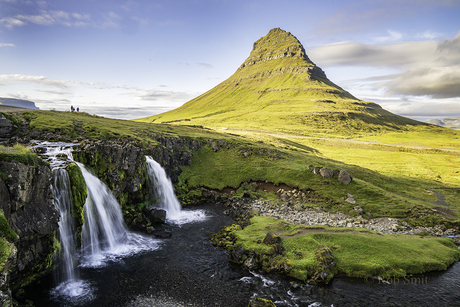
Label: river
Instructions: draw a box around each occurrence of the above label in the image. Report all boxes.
[20,201,460,307]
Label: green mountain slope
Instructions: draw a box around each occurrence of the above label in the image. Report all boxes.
[137,28,432,137]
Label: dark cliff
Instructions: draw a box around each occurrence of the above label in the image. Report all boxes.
[0,161,59,293]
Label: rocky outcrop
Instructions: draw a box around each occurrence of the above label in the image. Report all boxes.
[73,140,149,208]
[0,161,59,290]
[309,165,353,185]
[0,114,17,138]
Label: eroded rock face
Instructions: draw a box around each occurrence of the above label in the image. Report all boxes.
[0,162,59,289]
[0,114,16,138]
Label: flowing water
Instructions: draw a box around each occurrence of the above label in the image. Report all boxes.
[145,155,207,225]
[24,142,460,306]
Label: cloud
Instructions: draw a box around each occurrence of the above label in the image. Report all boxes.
[1,10,92,28]
[0,43,15,47]
[0,17,25,29]
[0,74,74,87]
[122,89,199,102]
[310,31,460,98]
[197,62,213,68]
[373,30,403,43]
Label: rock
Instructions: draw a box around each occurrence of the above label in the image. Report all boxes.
[243,192,252,198]
[0,114,17,138]
[338,169,353,185]
[152,230,172,238]
[263,232,281,245]
[272,243,285,256]
[229,245,245,262]
[244,254,258,270]
[248,297,277,307]
[145,226,155,234]
[148,209,167,224]
[0,160,59,290]
[353,205,363,214]
[311,245,336,284]
[319,167,336,179]
[280,193,289,202]
[211,142,219,152]
[313,167,321,175]
[345,196,356,204]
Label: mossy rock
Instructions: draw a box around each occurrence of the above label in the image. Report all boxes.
[248,297,277,307]
[66,163,87,243]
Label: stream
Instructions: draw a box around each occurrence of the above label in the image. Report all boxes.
[19,141,460,307]
[23,201,460,307]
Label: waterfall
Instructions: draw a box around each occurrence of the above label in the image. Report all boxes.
[35,142,160,303]
[51,168,80,283]
[78,162,129,266]
[145,156,207,225]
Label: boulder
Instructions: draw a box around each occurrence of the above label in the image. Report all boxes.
[319,167,335,179]
[263,232,281,245]
[248,297,277,307]
[244,253,258,270]
[229,245,245,262]
[148,209,167,224]
[338,169,352,185]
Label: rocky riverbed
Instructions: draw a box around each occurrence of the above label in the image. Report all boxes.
[205,190,460,241]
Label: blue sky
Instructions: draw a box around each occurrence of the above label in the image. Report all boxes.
[0,0,459,121]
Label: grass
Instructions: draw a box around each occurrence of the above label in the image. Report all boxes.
[177,140,459,225]
[0,209,18,271]
[135,28,442,139]
[0,143,46,166]
[227,216,460,281]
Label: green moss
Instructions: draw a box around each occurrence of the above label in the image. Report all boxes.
[0,209,18,242]
[220,216,460,282]
[66,164,87,235]
[14,233,58,290]
[0,144,47,167]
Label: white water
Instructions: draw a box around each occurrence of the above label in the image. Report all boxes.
[78,162,160,268]
[36,142,160,303]
[145,156,207,225]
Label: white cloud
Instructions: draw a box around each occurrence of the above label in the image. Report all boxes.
[0,17,25,29]
[0,42,15,47]
[121,89,199,102]
[0,9,92,28]
[0,74,73,87]
[374,30,403,43]
[309,31,460,98]
[197,62,213,68]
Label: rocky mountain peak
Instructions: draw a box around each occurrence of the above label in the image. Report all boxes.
[238,28,314,70]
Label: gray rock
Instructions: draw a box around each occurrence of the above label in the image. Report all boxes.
[263,232,281,244]
[338,169,353,185]
[0,114,16,138]
[229,245,245,262]
[148,209,167,224]
[319,167,335,179]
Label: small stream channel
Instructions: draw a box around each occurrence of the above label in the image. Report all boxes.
[22,201,460,307]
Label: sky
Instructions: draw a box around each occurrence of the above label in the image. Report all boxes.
[0,0,459,121]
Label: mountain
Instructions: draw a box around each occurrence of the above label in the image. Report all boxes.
[0,98,39,109]
[137,28,431,137]
[426,117,460,130]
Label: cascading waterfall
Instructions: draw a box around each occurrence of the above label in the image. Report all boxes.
[145,156,207,225]
[51,169,80,284]
[35,142,160,303]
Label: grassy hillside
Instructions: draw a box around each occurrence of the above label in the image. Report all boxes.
[3,108,459,227]
[136,28,435,138]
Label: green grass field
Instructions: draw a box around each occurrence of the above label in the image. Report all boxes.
[221,216,460,281]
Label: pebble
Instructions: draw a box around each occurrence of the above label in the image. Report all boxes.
[216,193,460,238]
